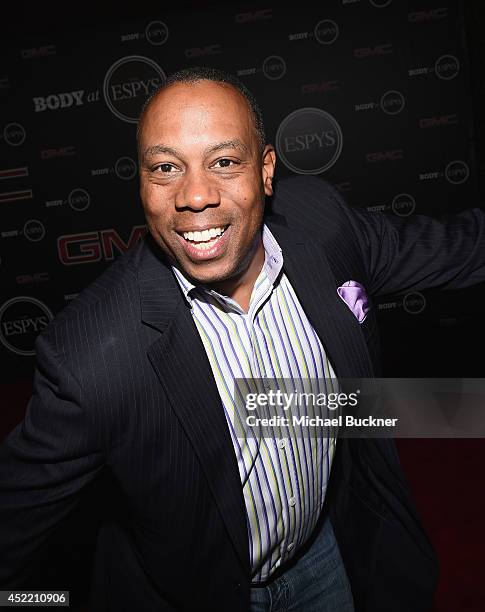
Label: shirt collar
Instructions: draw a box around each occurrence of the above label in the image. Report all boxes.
[171,223,283,306]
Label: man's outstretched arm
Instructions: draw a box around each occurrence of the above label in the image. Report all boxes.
[271,175,485,296]
[343,199,485,296]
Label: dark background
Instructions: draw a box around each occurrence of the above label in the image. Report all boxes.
[1,1,485,610]
[1,0,484,381]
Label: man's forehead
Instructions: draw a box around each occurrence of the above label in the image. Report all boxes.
[145,80,250,119]
[138,81,258,151]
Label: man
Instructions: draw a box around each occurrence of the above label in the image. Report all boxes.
[1,66,485,611]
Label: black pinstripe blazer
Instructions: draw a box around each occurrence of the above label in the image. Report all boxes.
[2,176,485,611]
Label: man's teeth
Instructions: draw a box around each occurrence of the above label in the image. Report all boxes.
[182,226,226,243]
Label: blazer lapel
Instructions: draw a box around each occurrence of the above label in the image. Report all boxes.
[137,238,250,572]
[266,219,375,379]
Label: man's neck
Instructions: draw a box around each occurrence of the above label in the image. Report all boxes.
[210,240,265,313]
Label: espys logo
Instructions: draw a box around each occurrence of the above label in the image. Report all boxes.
[33,90,84,112]
[276,108,343,174]
[23,219,45,242]
[3,122,26,146]
[445,160,469,184]
[68,188,90,211]
[380,90,405,115]
[0,296,53,356]
[402,292,426,315]
[392,193,416,217]
[115,157,137,180]
[262,56,286,80]
[314,19,339,45]
[435,55,460,80]
[103,56,166,123]
[145,21,169,46]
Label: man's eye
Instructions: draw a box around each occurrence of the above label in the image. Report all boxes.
[155,163,176,173]
[214,158,237,168]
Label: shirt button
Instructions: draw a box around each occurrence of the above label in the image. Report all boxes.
[287,542,295,552]
[289,496,297,507]
[277,439,287,449]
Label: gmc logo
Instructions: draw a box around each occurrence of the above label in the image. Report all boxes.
[16,272,50,284]
[409,8,447,23]
[354,44,392,59]
[235,9,272,23]
[185,45,222,58]
[366,150,404,162]
[301,81,339,94]
[41,146,76,159]
[21,45,56,59]
[58,226,146,265]
[419,115,458,128]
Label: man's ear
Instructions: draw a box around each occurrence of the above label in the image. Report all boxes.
[262,145,276,196]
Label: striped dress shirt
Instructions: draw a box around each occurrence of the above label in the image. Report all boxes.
[172,224,338,583]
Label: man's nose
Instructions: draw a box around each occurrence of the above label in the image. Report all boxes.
[175,170,220,211]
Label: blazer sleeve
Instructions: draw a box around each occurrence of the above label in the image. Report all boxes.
[271,176,485,297]
[0,330,106,587]
[337,190,485,297]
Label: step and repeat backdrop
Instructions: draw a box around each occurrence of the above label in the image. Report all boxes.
[0,0,481,383]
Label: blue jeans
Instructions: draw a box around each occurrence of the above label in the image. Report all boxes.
[250,515,354,611]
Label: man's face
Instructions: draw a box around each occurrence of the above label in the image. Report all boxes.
[138,80,276,285]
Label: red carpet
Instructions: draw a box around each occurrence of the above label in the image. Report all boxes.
[396,439,485,611]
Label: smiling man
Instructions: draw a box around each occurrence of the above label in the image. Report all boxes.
[137,74,276,311]
[2,66,485,612]
[133,69,355,610]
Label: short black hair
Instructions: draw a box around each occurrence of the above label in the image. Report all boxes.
[137,66,266,153]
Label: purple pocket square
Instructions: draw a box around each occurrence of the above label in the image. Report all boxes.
[337,280,370,324]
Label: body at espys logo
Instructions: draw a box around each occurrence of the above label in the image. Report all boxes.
[145,21,169,46]
[68,188,91,211]
[103,56,166,123]
[115,157,137,180]
[380,90,405,115]
[314,20,339,45]
[23,219,45,242]
[392,193,416,217]
[4,123,26,146]
[262,56,286,80]
[276,108,343,174]
[0,296,53,356]
[435,55,460,80]
[445,160,469,184]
